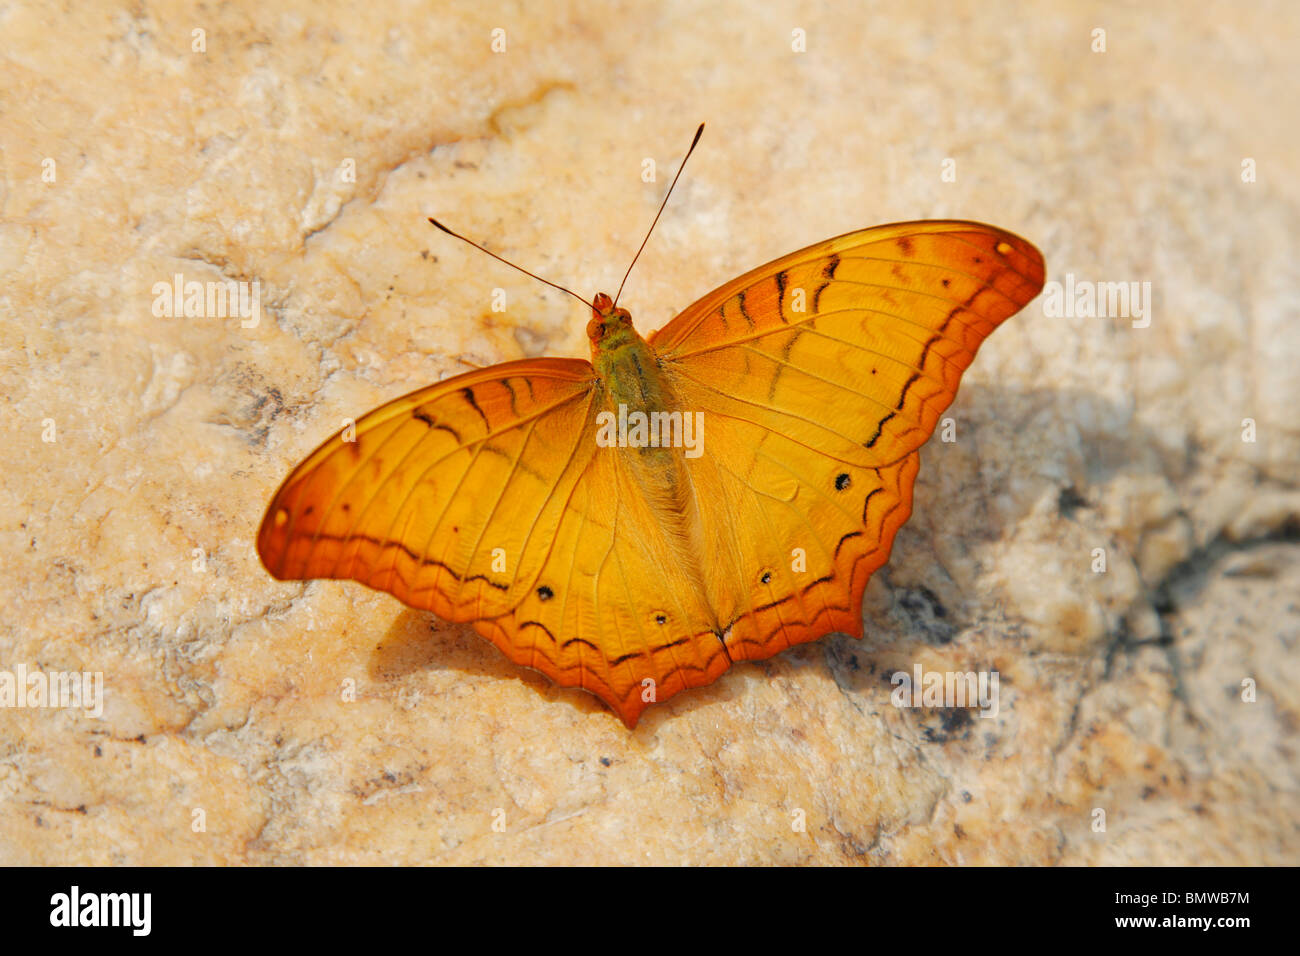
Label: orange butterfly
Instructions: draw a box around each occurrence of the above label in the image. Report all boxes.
[258,127,1045,727]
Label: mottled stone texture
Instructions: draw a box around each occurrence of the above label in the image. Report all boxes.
[1,1,1296,864]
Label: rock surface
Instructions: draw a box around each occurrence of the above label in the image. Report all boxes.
[2,0,1296,864]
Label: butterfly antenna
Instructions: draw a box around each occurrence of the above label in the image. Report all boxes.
[427,217,595,311]
[613,122,705,308]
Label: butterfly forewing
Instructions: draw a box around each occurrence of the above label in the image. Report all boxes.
[257,359,598,621]
[653,221,1045,466]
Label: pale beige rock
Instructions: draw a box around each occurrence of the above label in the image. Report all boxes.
[1,0,1296,865]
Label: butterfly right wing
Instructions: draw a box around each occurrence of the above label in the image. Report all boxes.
[651,220,1046,463]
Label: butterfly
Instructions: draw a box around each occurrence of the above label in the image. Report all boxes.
[257,127,1045,727]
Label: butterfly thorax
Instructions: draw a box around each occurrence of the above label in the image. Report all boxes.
[586,293,660,411]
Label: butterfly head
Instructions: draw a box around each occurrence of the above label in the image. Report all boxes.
[586,291,635,350]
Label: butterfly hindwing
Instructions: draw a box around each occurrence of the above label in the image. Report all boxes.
[673,411,922,663]
[471,447,731,726]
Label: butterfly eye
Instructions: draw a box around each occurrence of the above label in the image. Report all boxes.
[586,318,605,341]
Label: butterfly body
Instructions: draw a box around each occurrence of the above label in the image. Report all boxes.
[586,292,725,655]
[259,220,1045,726]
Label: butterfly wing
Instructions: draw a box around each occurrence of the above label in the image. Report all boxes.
[650,220,1045,662]
[258,359,601,621]
[258,357,728,726]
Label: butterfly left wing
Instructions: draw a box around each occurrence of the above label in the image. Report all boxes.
[258,357,730,727]
[650,220,1045,661]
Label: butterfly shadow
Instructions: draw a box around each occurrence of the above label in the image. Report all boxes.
[813,379,1180,721]
[371,607,744,729]
[372,609,616,721]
